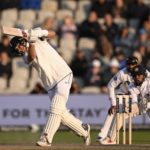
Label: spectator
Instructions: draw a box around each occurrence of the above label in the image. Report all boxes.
[70,50,88,86]
[114,26,135,56]
[58,15,77,40]
[136,45,150,69]
[78,11,101,48]
[112,0,128,30]
[90,0,112,18]
[133,28,149,51]
[0,51,13,88]
[101,58,120,89]
[128,0,149,28]
[102,13,119,44]
[70,79,81,94]
[109,58,120,75]
[30,82,47,94]
[98,34,113,68]
[0,35,10,53]
[84,60,102,87]
[115,48,126,69]
[42,17,55,31]
[91,50,101,61]
[138,28,149,46]
[143,20,150,39]
[112,0,128,18]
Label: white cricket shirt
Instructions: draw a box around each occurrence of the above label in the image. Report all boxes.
[32,39,72,90]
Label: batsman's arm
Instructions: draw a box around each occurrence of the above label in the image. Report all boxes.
[25,43,36,64]
[47,30,56,38]
[23,28,56,41]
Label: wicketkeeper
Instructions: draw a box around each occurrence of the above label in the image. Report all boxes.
[9,27,91,147]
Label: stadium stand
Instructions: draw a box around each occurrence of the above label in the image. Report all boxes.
[0,0,150,94]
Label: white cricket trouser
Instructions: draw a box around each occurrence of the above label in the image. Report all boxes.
[97,113,114,139]
[40,73,88,144]
[109,103,139,142]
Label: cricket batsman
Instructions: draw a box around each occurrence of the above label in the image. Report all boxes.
[96,56,150,144]
[9,27,91,147]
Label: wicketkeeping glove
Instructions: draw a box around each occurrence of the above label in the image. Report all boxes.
[108,106,116,115]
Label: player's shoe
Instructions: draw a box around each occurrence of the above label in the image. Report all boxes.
[82,124,91,146]
[96,136,105,143]
[36,136,51,147]
[100,137,116,145]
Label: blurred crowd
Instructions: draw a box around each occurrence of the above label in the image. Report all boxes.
[0,0,150,94]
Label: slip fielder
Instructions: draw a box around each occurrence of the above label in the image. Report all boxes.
[129,65,150,118]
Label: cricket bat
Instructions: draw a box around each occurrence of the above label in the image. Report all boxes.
[1,26,24,37]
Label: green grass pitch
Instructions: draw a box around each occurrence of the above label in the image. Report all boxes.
[0,129,150,145]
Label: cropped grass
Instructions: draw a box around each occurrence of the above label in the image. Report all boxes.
[0,129,150,145]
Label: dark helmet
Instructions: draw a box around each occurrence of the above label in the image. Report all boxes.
[126,56,138,73]
[132,65,146,86]
[126,56,138,65]
[9,36,28,57]
[132,65,146,77]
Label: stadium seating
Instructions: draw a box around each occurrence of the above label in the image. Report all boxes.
[81,86,100,94]
[16,20,34,29]
[37,10,55,24]
[78,38,96,51]
[9,57,30,93]
[0,8,18,27]
[0,77,7,92]
[74,9,86,24]
[1,8,18,22]
[56,9,73,23]
[0,20,15,28]
[19,10,36,22]
[78,0,91,12]
[59,38,76,64]
[0,0,150,94]
[41,0,58,12]
[20,0,41,9]
[61,0,77,11]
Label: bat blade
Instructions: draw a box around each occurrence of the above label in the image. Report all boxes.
[1,26,23,37]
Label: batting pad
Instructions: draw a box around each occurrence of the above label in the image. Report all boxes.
[109,103,139,142]
[109,113,128,142]
[41,113,61,143]
[61,110,88,137]
[40,94,66,143]
[98,114,115,139]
